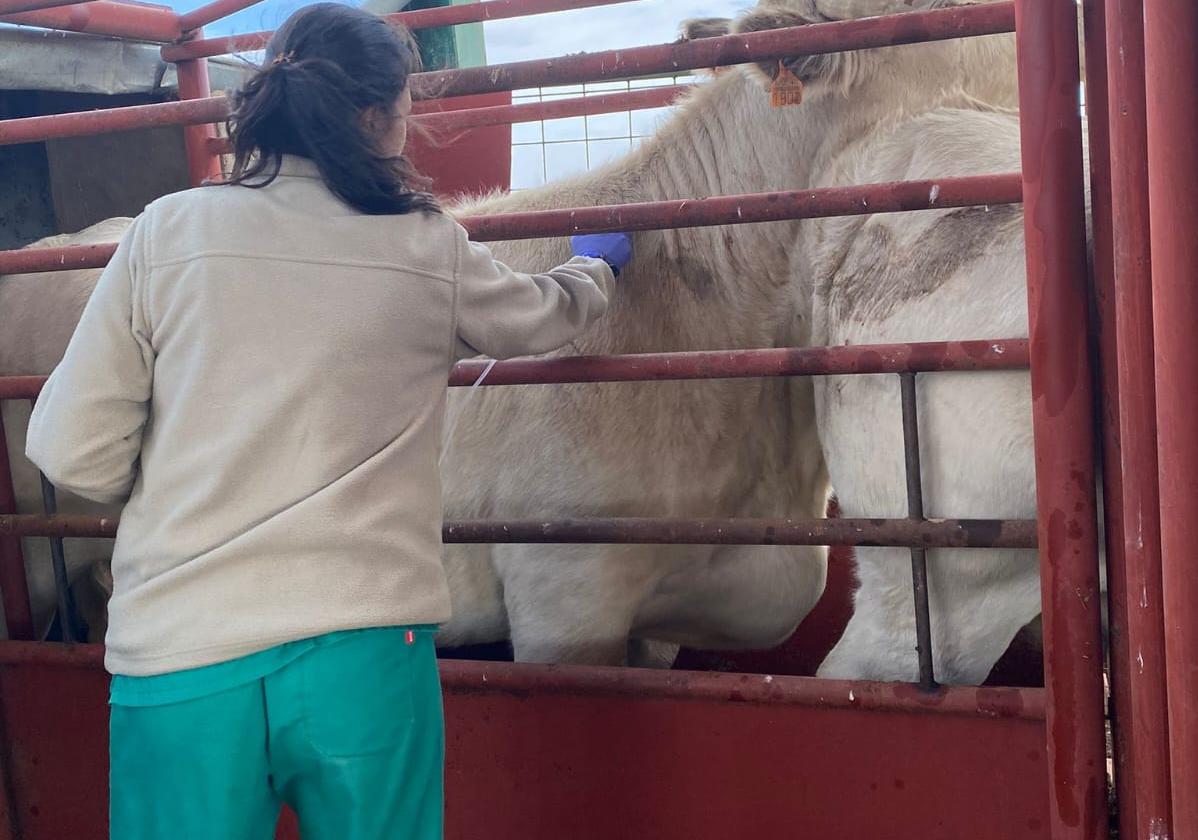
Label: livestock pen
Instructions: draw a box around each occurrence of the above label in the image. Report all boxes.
[0,1,1194,839]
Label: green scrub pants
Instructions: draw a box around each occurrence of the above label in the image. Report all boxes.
[109,627,444,840]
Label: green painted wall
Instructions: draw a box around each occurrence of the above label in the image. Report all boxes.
[410,0,487,70]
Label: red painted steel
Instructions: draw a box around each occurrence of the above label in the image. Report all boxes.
[0,96,228,147]
[0,411,34,642]
[450,339,1030,385]
[415,3,1016,99]
[164,1,1013,76]
[1014,1,1109,839]
[1143,1,1198,835]
[418,84,690,133]
[0,651,1053,840]
[175,39,222,188]
[205,86,699,157]
[176,0,262,32]
[0,174,1024,274]
[0,513,1038,549]
[0,0,92,14]
[0,340,1031,403]
[0,86,687,149]
[461,175,1023,240]
[1078,1,1133,834]
[0,0,179,41]
[0,641,1046,718]
[1101,1,1174,837]
[165,0,643,61]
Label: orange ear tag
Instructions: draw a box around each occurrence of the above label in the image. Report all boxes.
[770,61,805,108]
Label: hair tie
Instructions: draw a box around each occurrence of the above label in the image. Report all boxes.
[270,51,295,67]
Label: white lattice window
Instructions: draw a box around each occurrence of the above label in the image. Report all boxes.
[510,75,699,191]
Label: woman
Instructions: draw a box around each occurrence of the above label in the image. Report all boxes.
[25,4,632,839]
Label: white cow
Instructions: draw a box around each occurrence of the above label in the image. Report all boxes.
[721,0,1093,684]
[4,0,1064,684]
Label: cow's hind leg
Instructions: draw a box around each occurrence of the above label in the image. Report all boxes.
[498,544,662,666]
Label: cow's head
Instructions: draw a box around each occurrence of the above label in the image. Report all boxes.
[681,1,1007,106]
[679,2,882,102]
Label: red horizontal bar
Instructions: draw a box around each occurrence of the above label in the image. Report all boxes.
[0,514,1037,548]
[2,84,685,153]
[450,340,1030,386]
[0,174,1023,274]
[0,242,116,275]
[1,0,180,41]
[441,661,1047,720]
[418,84,691,133]
[0,0,92,14]
[414,2,1016,100]
[202,86,691,156]
[460,174,1023,240]
[0,339,1029,405]
[165,0,642,61]
[0,641,1046,720]
[176,0,261,31]
[0,96,227,147]
[0,377,45,400]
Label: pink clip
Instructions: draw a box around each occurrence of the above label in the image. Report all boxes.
[405,629,415,645]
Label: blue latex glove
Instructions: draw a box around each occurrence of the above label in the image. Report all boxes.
[570,232,633,277]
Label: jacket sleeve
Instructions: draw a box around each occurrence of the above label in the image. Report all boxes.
[452,222,613,360]
[26,213,155,505]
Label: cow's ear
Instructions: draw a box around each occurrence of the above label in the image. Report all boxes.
[677,17,733,42]
[732,8,854,98]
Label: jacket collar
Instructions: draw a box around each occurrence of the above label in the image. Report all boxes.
[275,155,322,179]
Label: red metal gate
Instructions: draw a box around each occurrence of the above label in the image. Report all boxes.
[0,1,1193,839]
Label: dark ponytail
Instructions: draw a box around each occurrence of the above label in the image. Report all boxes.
[223,2,439,215]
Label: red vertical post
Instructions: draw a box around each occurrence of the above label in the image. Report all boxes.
[1014,2,1109,839]
[1143,2,1198,837]
[0,409,35,641]
[175,30,222,187]
[1079,1,1138,834]
[1102,0,1174,837]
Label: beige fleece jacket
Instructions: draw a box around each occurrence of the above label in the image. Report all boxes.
[26,156,612,676]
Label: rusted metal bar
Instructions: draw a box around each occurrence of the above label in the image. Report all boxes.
[1078,0,1134,833]
[451,340,1030,385]
[0,340,1031,404]
[165,0,643,61]
[1014,1,1109,839]
[0,174,1024,275]
[176,0,264,32]
[418,84,691,133]
[0,639,1048,720]
[0,96,228,147]
[0,410,34,641]
[899,373,936,691]
[415,3,1015,99]
[34,85,687,156]
[164,1,1014,81]
[462,175,1024,241]
[0,0,180,41]
[38,476,77,644]
[1099,0,1174,837]
[175,34,222,188]
[1,513,1038,549]
[1143,1,1198,835]
[0,0,92,14]
[0,378,45,401]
